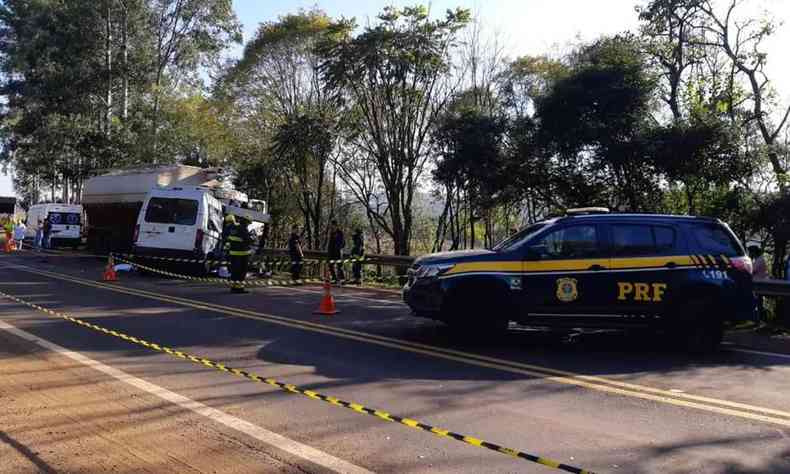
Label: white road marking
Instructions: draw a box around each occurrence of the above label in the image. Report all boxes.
[0,319,374,474]
[727,346,790,361]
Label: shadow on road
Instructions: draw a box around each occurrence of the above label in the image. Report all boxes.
[0,430,57,474]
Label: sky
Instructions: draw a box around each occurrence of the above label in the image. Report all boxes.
[2,0,788,198]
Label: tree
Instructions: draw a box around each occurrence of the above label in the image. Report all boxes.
[637,0,708,122]
[0,1,116,202]
[272,111,337,249]
[219,9,345,249]
[498,55,569,119]
[320,6,471,255]
[648,118,752,214]
[536,35,661,210]
[146,0,241,157]
[694,0,790,190]
[433,108,509,249]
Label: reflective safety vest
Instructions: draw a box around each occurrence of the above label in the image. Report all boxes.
[226,224,252,257]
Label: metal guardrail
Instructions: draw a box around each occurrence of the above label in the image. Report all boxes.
[753,280,790,297]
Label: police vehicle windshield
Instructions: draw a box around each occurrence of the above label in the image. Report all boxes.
[493,223,547,252]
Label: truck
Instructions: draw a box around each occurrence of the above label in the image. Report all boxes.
[82,165,254,253]
[0,196,23,222]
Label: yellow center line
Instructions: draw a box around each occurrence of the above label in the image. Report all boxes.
[5,260,790,428]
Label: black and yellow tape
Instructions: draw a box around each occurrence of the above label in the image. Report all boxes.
[114,256,321,288]
[115,253,230,266]
[114,253,368,268]
[0,289,594,474]
[114,256,401,289]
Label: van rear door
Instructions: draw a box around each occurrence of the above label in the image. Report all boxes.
[138,197,200,251]
[48,211,82,240]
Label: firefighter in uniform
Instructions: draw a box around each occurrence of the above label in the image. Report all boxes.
[227,216,252,294]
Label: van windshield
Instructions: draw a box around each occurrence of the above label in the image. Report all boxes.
[48,212,81,225]
[144,198,198,226]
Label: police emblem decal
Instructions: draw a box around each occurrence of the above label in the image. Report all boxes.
[556,278,578,302]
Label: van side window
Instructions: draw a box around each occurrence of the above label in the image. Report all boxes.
[612,224,677,257]
[530,225,601,260]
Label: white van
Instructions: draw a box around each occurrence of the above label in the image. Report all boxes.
[133,187,224,263]
[26,204,84,247]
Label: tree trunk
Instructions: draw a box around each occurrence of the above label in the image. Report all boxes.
[121,1,129,121]
[469,196,476,250]
[62,176,69,204]
[105,0,113,138]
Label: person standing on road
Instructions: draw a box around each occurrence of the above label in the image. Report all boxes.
[221,214,236,254]
[42,217,52,249]
[327,220,345,283]
[350,228,364,284]
[227,217,252,294]
[13,221,26,249]
[288,225,304,282]
[749,245,769,321]
[750,245,769,280]
[34,219,43,251]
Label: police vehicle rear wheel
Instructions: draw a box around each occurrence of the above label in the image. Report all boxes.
[684,321,723,354]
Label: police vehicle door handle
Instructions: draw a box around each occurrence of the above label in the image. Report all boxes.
[665,262,677,269]
[588,264,605,271]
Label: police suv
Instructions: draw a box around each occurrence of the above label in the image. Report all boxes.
[403,209,754,352]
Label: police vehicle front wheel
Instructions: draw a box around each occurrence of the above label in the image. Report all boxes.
[442,294,509,335]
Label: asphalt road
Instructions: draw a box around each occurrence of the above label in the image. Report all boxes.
[1,250,790,473]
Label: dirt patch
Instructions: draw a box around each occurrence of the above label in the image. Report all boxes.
[0,329,309,474]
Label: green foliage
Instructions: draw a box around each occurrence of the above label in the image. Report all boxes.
[319,5,471,255]
[535,35,661,210]
[434,108,509,211]
[0,0,242,202]
[0,1,783,260]
[648,119,751,186]
[497,55,569,118]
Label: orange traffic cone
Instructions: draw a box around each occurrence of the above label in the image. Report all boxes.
[314,279,339,315]
[103,255,118,282]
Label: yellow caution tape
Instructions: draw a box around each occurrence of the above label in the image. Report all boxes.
[114,256,399,290]
[114,256,319,288]
[0,289,595,474]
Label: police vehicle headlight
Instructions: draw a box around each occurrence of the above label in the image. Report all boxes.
[416,263,455,278]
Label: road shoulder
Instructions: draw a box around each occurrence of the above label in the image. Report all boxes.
[0,326,318,474]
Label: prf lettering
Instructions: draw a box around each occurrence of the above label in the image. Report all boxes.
[617,282,667,302]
